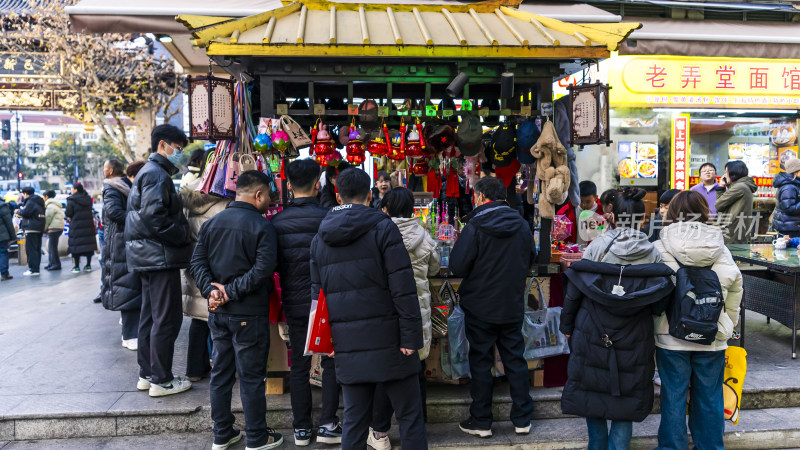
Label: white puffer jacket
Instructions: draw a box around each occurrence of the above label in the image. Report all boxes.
[392,217,441,360]
[653,222,743,352]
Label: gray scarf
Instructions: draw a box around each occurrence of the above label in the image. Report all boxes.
[104,176,130,197]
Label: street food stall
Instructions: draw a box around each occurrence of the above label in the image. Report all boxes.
[177,0,640,385]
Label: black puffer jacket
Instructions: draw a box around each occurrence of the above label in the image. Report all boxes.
[449,201,537,324]
[17,194,45,233]
[560,260,674,422]
[125,153,192,272]
[65,191,97,255]
[310,203,422,384]
[270,197,328,320]
[0,201,16,242]
[773,172,800,236]
[101,177,141,312]
[190,201,278,317]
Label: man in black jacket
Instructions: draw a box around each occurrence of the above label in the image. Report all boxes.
[15,187,45,276]
[125,124,193,397]
[271,159,340,447]
[0,199,17,280]
[310,168,426,450]
[190,170,282,450]
[449,177,536,438]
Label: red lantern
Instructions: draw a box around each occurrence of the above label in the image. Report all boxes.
[411,157,430,175]
[345,118,365,164]
[405,124,423,158]
[312,123,335,156]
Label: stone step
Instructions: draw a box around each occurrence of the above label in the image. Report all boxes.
[5,407,800,449]
[2,378,799,442]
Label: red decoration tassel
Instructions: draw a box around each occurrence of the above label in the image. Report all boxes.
[417,118,426,151]
[427,169,440,198]
[445,168,460,197]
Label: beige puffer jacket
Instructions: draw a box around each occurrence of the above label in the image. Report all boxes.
[653,221,743,352]
[392,217,441,360]
[180,178,231,321]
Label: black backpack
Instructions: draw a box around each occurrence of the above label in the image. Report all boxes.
[667,263,724,345]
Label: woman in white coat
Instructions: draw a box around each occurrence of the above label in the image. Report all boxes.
[368,187,441,450]
[653,190,742,450]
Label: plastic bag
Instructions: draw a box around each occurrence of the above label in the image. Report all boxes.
[447,304,471,379]
[304,291,333,356]
[551,214,572,242]
[724,346,747,425]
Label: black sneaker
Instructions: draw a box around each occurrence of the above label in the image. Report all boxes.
[0,274,12,281]
[459,418,492,438]
[245,428,283,449]
[93,294,102,303]
[83,265,92,273]
[212,429,242,450]
[294,428,312,447]
[316,421,342,444]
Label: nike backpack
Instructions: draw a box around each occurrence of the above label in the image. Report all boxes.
[667,263,725,345]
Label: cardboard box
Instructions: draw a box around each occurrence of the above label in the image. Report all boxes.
[531,369,544,387]
[267,323,290,373]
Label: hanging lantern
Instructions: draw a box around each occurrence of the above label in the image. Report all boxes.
[410,157,430,175]
[271,130,290,153]
[253,133,272,153]
[387,126,405,161]
[568,82,611,146]
[188,73,235,140]
[405,124,424,158]
[313,123,335,156]
[345,118,366,164]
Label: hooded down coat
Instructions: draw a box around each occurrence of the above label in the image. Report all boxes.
[392,217,441,360]
[715,177,758,244]
[561,227,673,422]
[561,259,674,422]
[772,172,800,236]
[65,191,97,255]
[180,177,231,320]
[44,198,65,232]
[310,203,422,385]
[653,222,742,352]
[449,201,537,324]
[101,177,141,312]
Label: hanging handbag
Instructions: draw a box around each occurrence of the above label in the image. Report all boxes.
[196,149,218,194]
[521,277,570,361]
[210,143,231,197]
[280,115,310,155]
[224,151,241,192]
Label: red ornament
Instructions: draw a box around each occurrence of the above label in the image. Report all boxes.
[312,123,335,156]
[405,124,423,158]
[411,157,430,175]
[345,119,365,164]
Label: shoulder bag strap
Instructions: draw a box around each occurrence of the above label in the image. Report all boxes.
[598,232,622,263]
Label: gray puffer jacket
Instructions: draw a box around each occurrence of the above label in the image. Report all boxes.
[583,227,662,265]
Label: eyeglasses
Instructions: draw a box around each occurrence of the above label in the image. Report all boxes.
[170,144,183,153]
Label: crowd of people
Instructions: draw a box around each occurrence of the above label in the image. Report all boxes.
[0,122,756,450]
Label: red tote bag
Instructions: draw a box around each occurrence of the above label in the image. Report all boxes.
[303,290,333,356]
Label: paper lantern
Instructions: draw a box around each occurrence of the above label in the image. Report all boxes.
[253,133,272,153]
[188,74,235,140]
[568,82,611,146]
[271,130,290,153]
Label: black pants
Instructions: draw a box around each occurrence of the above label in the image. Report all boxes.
[46,231,62,269]
[341,374,427,450]
[137,269,183,384]
[464,314,533,429]
[208,312,270,448]
[25,232,42,272]
[121,308,139,340]
[72,253,92,268]
[287,315,339,429]
[186,318,211,378]
[371,359,428,432]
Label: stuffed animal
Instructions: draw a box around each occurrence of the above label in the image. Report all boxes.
[531,121,570,219]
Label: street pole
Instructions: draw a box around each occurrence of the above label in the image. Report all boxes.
[15,112,21,191]
[72,136,77,185]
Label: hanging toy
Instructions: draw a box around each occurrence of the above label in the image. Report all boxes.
[410,156,430,175]
[345,118,366,165]
[253,133,272,154]
[406,123,423,158]
[271,129,290,153]
[387,122,406,161]
[367,120,388,156]
[416,118,426,152]
[313,123,335,158]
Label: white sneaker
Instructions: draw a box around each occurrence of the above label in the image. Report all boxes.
[515,422,531,434]
[119,317,123,326]
[137,377,151,391]
[654,371,662,387]
[23,270,40,276]
[122,338,138,351]
[211,432,242,450]
[148,377,192,397]
[367,428,391,450]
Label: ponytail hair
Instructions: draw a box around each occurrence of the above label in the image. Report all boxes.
[611,187,646,228]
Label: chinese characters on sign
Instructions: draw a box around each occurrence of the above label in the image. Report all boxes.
[0,53,56,78]
[672,114,690,190]
[608,56,800,109]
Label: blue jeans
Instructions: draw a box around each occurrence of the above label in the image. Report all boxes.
[586,418,632,450]
[0,239,9,276]
[656,348,725,450]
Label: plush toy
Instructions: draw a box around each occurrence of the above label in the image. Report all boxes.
[531,121,570,219]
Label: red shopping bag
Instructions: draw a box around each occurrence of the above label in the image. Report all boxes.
[269,272,283,324]
[304,290,333,355]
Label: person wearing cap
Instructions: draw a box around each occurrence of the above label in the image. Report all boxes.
[773,158,800,237]
[15,186,45,276]
[691,163,722,215]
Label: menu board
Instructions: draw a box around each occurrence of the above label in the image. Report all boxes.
[728,143,770,177]
[618,142,658,179]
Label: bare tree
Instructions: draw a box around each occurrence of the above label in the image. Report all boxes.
[0,0,184,162]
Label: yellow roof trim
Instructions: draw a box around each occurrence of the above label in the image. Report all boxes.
[174,15,235,30]
[279,0,521,13]
[205,42,609,59]
[180,2,302,47]
[499,6,640,51]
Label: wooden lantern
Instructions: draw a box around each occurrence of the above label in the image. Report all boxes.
[188,74,235,141]
[568,83,611,146]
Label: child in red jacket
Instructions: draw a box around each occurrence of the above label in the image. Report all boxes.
[557,181,602,245]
